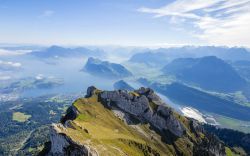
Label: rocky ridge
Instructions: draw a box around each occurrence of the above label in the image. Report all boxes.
[45,86,229,156]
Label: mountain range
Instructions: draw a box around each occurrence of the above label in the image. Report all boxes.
[161,56,247,92]
[84,57,133,78]
[29,46,104,58]
[129,46,250,67]
[137,78,250,122]
[232,60,250,82]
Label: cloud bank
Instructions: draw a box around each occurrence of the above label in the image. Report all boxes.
[0,49,31,56]
[0,60,22,71]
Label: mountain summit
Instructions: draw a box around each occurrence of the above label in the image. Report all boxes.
[43,86,230,156]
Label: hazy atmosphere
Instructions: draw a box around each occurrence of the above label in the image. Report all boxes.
[1,0,250,46]
[1,1,250,156]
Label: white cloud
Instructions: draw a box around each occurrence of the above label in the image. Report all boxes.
[0,49,31,56]
[35,74,44,80]
[138,0,219,19]
[204,0,250,12]
[0,60,22,70]
[138,0,250,47]
[40,10,55,17]
[0,75,11,80]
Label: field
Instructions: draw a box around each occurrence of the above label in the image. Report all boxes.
[12,112,31,122]
[0,94,78,155]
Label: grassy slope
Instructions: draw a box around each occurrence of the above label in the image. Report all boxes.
[59,94,200,156]
[12,112,31,122]
[225,147,241,156]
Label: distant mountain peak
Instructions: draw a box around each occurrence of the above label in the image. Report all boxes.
[162,56,247,92]
[28,46,104,58]
[84,57,133,79]
[129,46,250,67]
[113,80,134,91]
[87,57,103,64]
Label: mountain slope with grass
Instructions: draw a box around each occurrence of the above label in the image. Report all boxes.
[42,86,238,156]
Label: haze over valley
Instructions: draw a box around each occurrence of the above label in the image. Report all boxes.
[1,0,250,155]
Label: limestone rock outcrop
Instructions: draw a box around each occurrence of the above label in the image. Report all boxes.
[48,124,99,156]
[46,86,227,156]
[100,88,185,137]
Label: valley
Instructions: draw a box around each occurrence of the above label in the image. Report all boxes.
[1,45,250,155]
[2,1,250,155]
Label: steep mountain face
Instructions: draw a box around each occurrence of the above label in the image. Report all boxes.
[204,125,250,155]
[113,80,134,91]
[44,86,228,156]
[129,46,250,67]
[232,60,250,81]
[29,46,104,58]
[162,56,247,92]
[148,82,250,122]
[84,57,133,78]
[137,77,250,122]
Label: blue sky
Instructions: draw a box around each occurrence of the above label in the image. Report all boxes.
[0,0,250,47]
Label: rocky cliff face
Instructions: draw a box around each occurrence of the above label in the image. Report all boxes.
[99,87,185,137]
[48,123,98,156]
[46,86,228,156]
